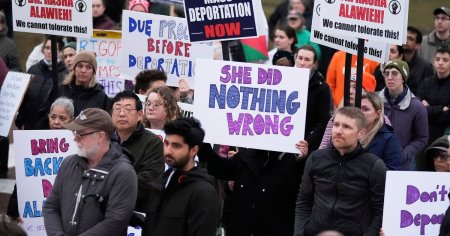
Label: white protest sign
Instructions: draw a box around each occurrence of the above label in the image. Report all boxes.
[177,102,194,118]
[0,72,31,136]
[12,0,93,38]
[318,0,408,45]
[383,171,450,236]
[121,11,214,87]
[311,0,389,63]
[193,58,309,153]
[78,31,124,97]
[14,130,76,235]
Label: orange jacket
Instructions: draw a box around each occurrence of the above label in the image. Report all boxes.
[326,51,378,107]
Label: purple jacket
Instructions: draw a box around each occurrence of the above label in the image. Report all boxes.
[379,86,429,170]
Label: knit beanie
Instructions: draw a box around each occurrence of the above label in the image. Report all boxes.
[384,59,409,82]
[73,51,97,73]
[63,41,77,51]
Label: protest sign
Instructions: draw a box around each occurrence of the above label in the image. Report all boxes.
[12,0,93,38]
[0,72,31,136]
[318,0,408,45]
[14,130,76,235]
[383,171,450,236]
[178,102,194,118]
[193,58,309,153]
[121,11,214,87]
[184,0,258,42]
[79,30,124,97]
[311,0,389,63]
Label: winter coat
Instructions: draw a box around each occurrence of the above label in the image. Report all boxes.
[367,124,402,170]
[112,123,164,211]
[440,194,450,236]
[93,14,117,30]
[379,86,429,170]
[419,30,450,64]
[16,60,67,129]
[59,82,111,116]
[142,167,220,236]
[0,27,21,71]
[294,145,387,236]
[43,142,138,236]
[416,74,450,146]
[197,144,304,236]
[405,52,434,95]
[305,70,331,153]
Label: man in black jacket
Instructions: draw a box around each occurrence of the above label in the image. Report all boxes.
[295,106,387,236]
[111,91,164,211]
[142,118,219,236]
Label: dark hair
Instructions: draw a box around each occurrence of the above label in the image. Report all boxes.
[164,117,205,148]
[295,45,318,63]
[333,106,367,130]
[112,91,143,110]
[436,45,450,55]
[0,214,27,236]
[407,26,422,44]
[42,35,65,52]
[393,44,404,57]
[134,69,168,94]
[274,24,298,52]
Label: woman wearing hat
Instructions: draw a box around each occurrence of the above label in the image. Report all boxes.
[59,51,111,116]
[424,135,450,172]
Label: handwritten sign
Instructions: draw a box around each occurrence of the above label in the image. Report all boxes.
[318,0,408,44]
[193,58,309,153]
[78,33,124,97]
[184,0,257,42]
[0,72,31,136]
[383,171,450,236]
[311,0,389,63]
[121,11,214,87]
[12,0,93,38]
[14,130,76,236]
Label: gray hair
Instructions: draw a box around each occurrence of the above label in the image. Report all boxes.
[50,97,75,118]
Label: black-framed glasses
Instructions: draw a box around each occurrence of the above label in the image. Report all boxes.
[112,107,137,114]
[433,151,449,161]
[73,130,99,139]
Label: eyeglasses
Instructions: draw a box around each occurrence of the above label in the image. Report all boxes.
[433,151,449,161]
[435,16,450,21]
[145,102,163,109]
[73,130,99,139]
[112,107,137,114]
[383,70,400,78]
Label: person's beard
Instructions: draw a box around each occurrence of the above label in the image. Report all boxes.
[77,143,99,159]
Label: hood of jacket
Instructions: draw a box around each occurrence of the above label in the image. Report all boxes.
[379,85,415,110]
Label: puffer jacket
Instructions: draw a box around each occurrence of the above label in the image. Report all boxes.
[43,142,138,236]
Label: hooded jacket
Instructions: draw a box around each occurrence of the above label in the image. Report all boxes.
[379,86,429,170]
[419,30,450,63]
[142,166,220,236]
[43,142,138,236]
[59,82,111,116]
[295,145,387,236]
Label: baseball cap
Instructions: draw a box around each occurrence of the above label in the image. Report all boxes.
[433,7,450,17]
[63,108,114,135]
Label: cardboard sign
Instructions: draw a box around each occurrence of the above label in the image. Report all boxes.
[184,0,258,42]
[0,72,31,136]
[78,31,124,97]
[121,11,214,87]
[14,130,76,235]
[383,171,450,236]
[311,0,389,63]
[318,0,408,44]
[193,58,309,153]
[12,0,93,38]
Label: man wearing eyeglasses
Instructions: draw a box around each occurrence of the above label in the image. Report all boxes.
[43,108,138,236]
[378,59,429,170]
[111,91,164,213]
[419,7,450,63]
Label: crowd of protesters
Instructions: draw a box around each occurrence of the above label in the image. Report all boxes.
[0,0,450,235]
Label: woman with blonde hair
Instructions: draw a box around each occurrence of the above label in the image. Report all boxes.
[144,86,181,129]
[360,92,402,170]
[59,51,110,116]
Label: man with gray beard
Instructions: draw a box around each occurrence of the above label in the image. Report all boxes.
[43,108,137,236]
